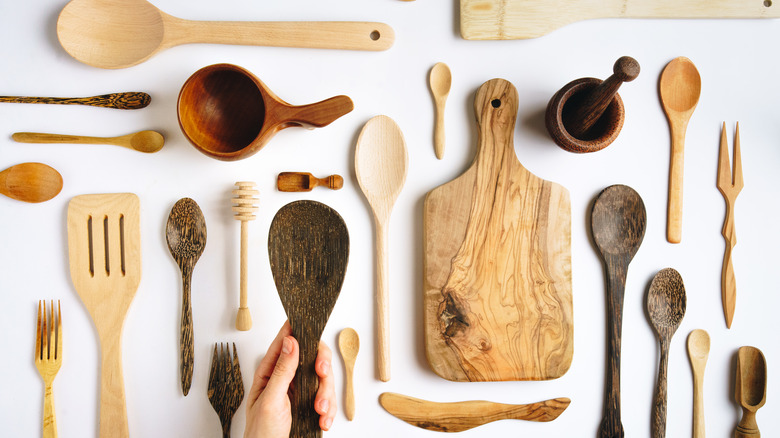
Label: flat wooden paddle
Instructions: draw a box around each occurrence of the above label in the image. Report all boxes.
[268,200,349,438]
[423,78,572,382]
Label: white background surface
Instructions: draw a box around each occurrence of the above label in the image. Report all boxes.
[1,1,778,437]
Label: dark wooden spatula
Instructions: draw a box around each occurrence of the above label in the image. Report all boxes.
[268,200,349,438]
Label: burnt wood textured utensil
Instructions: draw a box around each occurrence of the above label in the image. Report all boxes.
[207,343,245,438]
[67,193,141,438]
[718,122,744,328]
[165,198,207,396]
[12,130,164,153]
[0,92,149,109]
[277,172,344,192]
[338,328,359,421]
[232,182,258,331]
[379,393,571,432]
[57,0,394,69]
[687,329,710,438]
[269,200,349,438]
[647,268,687,438]
[735,346,767,438]
[0,162,63,203]
[591,184,646,438]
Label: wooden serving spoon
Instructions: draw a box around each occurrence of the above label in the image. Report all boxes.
[165,198,207,396]
[647,268,686,438]
[660,57,701,244]
[277,172,343,192]
[0,163,63,203]
[355,115,408,382]
[57,0,394,69]
[0,92,150,109]
[338,328,359,421]
[269,200,349,438]
[591,184,646,438]
[429,62,451,159]
[687,329,710,438]
[735,346,767,438]
[13,130,164,153]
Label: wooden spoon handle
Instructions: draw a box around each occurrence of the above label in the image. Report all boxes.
[13,132,116,145]
[651,343,670,438]
[600,260,627,438]
[0,92,150,109]
[98,332,129,438]
[376,220,390,382]
[692,370,705,438]
[284,96,354,128]
[667,119,688,243]
[344,362,355,420]
[290,333,322,438]
[180,270,194,396]
[434,101,445,159]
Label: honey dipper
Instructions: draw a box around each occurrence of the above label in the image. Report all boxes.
[233,182,259,331]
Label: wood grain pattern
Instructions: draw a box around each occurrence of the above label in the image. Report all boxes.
[35,300,62,438]
[232,182,258,331]
[277,172,343,192]
[0,162,63,203]
[687,329,710,438]
[178,63,353,161]
[12,130,164,153]
[717,123,744,328]
[338,328,359,421]
[0,92,150,109]
[207,343,245,438]
[269,200,349,438]
[380,393,570,432]
[735,346,767,438]
[460,0,780,40]
[67,193,141,438]
[424,78,572,382]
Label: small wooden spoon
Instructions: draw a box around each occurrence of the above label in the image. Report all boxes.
[165,198,207,396]
[647,268,687,438]
[591,184,646,438]
[57,0,394,69]
[429,62,451,159]
[338,328,359,421]
[687,329,710,438]
[355,115,408,382]
[0,163,63,203]
[735,346,767,438]
[12,130,164,153]
[660,57,701,244]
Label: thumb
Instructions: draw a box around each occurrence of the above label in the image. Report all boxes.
[264,336,299,399]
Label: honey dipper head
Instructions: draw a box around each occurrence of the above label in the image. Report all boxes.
[232,181,259,222]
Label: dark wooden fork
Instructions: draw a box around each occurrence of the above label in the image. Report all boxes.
[207,343,244,438]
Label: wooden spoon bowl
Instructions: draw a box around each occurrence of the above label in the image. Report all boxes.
[0,162,63,203]
[177,64,353,161]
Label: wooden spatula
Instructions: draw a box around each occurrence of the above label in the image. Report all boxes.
[67,193,141,438]
[268,200,349,438]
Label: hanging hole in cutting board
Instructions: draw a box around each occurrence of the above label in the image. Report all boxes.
[491,99,501,108]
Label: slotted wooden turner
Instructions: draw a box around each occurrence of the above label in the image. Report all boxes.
[67,193,141,438]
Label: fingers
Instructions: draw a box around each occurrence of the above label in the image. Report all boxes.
[247,321,293,406]
[263,336,300,400]
[314,341,337,431]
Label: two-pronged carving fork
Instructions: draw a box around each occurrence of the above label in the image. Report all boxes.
[717,123,743,329]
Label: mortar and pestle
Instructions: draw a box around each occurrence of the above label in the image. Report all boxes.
[545,56,639,153]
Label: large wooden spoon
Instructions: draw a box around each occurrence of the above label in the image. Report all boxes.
[735,346,767,438]
[338,328,359,421]
[165,198,207,396]
[429,62,451,159]
[0,92,149,109]
[13,130,164,153]
[687,329,710,438]
[57,0,394,69]
[269,200,349,438]
[0,163,63,203]
[591,184,646,438]
[660,57,701,244]
[647,268,687,438]
[355,115,408,382]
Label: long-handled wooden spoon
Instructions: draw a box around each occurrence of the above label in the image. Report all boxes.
[647,268,686,438]
[338,328,359,421]
[13,130,164,153]
[57,0,394,69]
[735,346,767,438]
[429,62,451,159]
[0,92,150,109]
[355,115,408,382]
[165,198,207,396]
[591,184,646,438]
[660,57,701,244]
[0,162,63,203]
[687,329,710,438]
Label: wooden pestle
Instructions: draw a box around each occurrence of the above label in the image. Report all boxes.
[566,56,640,139]
[232,182,259,331]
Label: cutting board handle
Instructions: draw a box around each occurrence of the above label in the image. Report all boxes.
[473,79,520,163]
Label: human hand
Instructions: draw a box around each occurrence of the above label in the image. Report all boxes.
[244,321,337,438]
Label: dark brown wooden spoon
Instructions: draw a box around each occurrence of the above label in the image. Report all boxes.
[591,184,646,438]
[647,268,686,438]
[268,200,349,438]
[165,198,207,396]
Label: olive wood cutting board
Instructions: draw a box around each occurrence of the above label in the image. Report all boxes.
[461,0,780,40]
[423,78,572,382]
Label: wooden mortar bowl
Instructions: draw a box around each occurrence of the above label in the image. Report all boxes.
[177,63,353,161]
[545,78,624,154]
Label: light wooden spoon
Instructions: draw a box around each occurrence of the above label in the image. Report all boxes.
[429,62,451,159]
[0,163,63,203]
[355,115,408,382]
[660,57,701,244]
[56,0,394,69]
[687,329,710,438]
[12,131,164,153]
[338,328,359,421]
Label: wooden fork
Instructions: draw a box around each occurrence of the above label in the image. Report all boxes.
[35,300,62,438]
[717,122,744,329]
[207,343,245,438]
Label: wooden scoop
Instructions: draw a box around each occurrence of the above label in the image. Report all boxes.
[268,200,349,438]
[277,172,343,192]
[57,0,394,69]
[0,162,62,203]
[13,130,164,153]
[735,346,767,438]
[379,393,571,432]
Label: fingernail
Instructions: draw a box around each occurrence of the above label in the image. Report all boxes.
[325,417,333,429]
[320,360,330,376]
[320,399,329,413]
[282,337,292,355]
